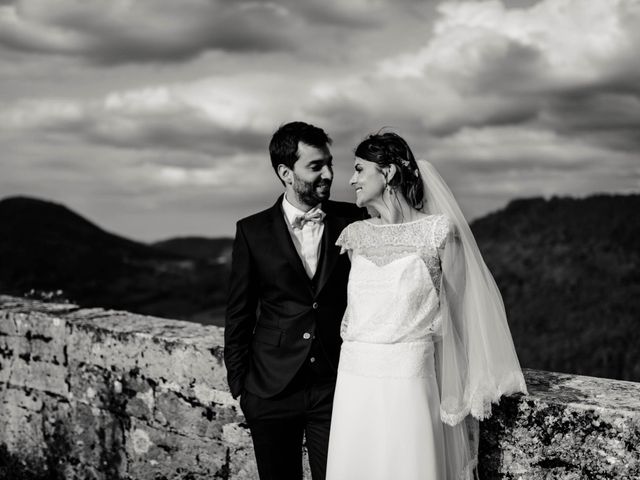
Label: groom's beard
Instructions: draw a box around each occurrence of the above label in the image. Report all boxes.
[293,173,332,206]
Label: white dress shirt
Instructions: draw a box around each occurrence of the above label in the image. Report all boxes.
[282,195,324,279]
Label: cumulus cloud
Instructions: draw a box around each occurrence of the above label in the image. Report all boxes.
[312,0,640,150]
[381,0,640,84]
[1,71,312,158]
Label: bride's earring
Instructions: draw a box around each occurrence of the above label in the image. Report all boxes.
[383,166,396,195]
[386,182,395,195]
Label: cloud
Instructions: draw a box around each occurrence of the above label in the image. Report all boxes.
[290,0,640,219]
[5,0,640,165]
[312,0,640,148]
[381,0,640,84]
[536,92,640,148]
[1,72,308,158]
[0,0,402,64]
[427,125,633,173]
[2,0,639,238]
[0,0,298,63]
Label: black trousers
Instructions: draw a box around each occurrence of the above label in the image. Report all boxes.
[240,377,336,480]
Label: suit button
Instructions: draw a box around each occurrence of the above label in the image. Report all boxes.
[310,357,316,363]
[312,302,319,309]
[303,332,311,340]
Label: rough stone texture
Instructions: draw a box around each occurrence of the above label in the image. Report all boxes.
[1,295,639,479]
[480,369,640,479]
[0,296,257,479]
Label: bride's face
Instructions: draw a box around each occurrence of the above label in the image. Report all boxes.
[349,157,386,208]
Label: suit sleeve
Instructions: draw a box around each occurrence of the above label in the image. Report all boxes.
[224,221,258,399]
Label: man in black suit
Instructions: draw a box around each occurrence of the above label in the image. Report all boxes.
[224,122,363,480]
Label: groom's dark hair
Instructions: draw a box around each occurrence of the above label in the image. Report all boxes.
[269,122,332,182]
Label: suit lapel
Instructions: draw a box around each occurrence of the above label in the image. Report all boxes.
[314,209,343,294]
[269,197,314,293]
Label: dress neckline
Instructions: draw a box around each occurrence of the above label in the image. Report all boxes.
[363,215,434,228]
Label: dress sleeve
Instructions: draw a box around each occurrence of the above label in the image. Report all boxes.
[335,222,356,255]
[432,214,452,251]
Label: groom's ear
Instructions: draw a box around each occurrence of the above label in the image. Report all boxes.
[277,164,293,186]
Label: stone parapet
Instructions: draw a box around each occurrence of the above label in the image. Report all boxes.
[481,370,640,479]
[0,295,639,479]
[0,296,254,479]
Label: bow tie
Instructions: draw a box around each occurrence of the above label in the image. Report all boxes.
[292,209,326,229]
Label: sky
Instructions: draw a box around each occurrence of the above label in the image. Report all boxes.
[1,0,639,241]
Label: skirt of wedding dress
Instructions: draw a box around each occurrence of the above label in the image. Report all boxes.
[326,341,446,480]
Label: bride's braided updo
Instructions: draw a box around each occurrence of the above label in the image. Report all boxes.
[354,131,424,210]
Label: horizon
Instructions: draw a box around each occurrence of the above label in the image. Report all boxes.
[1,0,639,241]
[1,190,635,244]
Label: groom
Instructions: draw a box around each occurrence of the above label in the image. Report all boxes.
[224,121,363,480]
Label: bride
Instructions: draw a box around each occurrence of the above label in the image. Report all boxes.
[325,131,527,479]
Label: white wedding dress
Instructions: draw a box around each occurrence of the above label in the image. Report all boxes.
[326,215,451,480]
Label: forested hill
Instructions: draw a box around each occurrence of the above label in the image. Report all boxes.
[471,194,640,382]
[1,193,639,381]
[0,196,231,322]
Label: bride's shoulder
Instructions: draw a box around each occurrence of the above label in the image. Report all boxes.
[344,218,371,231]
[413,213,451,231]
[427,214,455,249]
[428,213,452,227]
[407,213,454,249]
[336,219,367,251]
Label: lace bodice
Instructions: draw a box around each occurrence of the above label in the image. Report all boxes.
[336,215,451,344]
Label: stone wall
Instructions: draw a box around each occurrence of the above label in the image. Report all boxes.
[0,296,254,479]
[1,295,639,479]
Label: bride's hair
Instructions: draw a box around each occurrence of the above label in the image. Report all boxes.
[354,131,424,209]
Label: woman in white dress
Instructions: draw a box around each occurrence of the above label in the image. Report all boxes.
[326,132,527,480]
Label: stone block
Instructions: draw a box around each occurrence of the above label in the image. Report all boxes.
[226,445,261,480]
[0,311,20,337]
[67,402,128,479]
[122,372,155,421]
[0,335,66,366]
[125,419,233,479]
[66,318,227,399]
[0,338,14,384]
[68,361,158,422]
[68,363,123,410]
[0,387,79,479]
[8,356,69,397]
[221,421,252,448]
[0,387,46,460]
[0,384,44,412]
[0,310,67,344]
[479,370,640,479]
[154,389,222,439]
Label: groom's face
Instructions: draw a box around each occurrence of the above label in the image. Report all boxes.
[290,142,333,206]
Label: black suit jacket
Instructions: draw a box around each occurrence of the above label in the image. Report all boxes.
[224,196,364,399]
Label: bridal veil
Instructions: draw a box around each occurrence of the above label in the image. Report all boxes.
[417,160,527,479]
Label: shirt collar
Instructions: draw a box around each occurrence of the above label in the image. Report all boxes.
[282,194,322,228]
